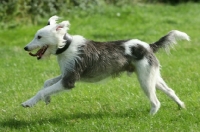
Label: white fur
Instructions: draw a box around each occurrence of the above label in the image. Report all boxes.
[23,80,65,107]
[24,20,70,59]
[57,35,86,74]
[169,30,190,42]
[54,21,70,48]
[135,58,161,114]
[48,15,60,25]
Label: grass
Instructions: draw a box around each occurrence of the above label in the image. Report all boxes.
[1,3,200,132]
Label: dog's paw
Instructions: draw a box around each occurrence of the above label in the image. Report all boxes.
[21,103,31,108]
[178,102,186,109]
[44,96,51,105]
[150,108,159,115]
[21,99,36,108]
[21,102,33,108]
[150,102,161,115]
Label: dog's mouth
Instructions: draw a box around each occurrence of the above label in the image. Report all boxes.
[29,46,48,60]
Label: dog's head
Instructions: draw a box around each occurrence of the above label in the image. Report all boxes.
[24,16,70,60]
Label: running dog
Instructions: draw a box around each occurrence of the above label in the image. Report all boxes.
[22,16,190,115]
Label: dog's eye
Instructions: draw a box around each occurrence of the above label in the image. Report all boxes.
[37,36,42,39]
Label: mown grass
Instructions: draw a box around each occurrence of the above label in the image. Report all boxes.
[0,3,200,132]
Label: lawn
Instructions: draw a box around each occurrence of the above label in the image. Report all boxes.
[0,3,200,132]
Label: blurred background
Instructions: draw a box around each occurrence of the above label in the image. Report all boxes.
[0,0,199,28]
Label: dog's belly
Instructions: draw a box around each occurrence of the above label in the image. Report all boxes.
[80,77,110,83]
[80,63,135,83]
[80,72,116,83]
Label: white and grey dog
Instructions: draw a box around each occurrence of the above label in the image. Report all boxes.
[22,16,190,115]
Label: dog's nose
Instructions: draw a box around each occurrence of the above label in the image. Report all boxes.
[24,46,29,51]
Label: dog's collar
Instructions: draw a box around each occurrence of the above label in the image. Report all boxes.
[56,34,72,55]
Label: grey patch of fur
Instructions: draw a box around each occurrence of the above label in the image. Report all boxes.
[62,40,129,84]
[61,39,156,87]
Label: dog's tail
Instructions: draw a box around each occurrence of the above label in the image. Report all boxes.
[150,30,190,53]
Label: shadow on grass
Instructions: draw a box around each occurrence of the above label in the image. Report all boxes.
[0,108,149,129]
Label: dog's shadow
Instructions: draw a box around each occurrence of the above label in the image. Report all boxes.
[0,108,148,129]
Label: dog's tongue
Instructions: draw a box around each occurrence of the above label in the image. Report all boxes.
[29,46,47,59]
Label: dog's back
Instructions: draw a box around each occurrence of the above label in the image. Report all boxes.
[66,30,190,83]
[66,39,132,82]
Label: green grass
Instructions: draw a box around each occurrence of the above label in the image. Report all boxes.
[1,3,200,132]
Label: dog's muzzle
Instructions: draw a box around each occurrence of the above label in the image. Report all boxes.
[24,46,48,60]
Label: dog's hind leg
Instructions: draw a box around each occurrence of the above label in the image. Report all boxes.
[43,75,62,104]
[156,75,185,109]
[135,61,160,115]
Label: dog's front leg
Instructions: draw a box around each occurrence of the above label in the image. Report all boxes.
[43,75,62,104]
[22,80,65,107]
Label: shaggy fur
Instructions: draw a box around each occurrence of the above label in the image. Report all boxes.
[22,16,190,115]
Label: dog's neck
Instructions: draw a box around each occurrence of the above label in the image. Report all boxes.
[56,33,72,55]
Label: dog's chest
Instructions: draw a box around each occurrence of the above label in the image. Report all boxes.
[57,54,77,75]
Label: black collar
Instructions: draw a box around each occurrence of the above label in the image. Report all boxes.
[56,34,72,55]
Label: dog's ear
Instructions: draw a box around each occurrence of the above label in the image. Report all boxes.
[54,21,70,48]
[47,16,60,25]
[55,21,70,31]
